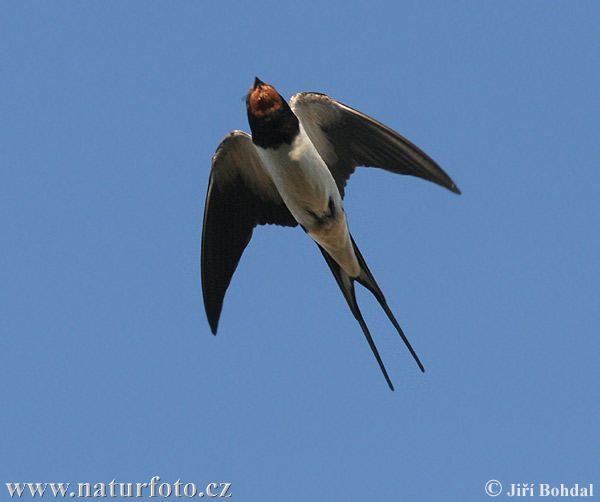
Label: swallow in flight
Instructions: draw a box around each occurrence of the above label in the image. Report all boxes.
[202,77,460,390]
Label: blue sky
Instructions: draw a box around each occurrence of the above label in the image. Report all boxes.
[2,2,598,500]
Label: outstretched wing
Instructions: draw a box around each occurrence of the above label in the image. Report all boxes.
[202,131,297,333]
[290,92,460,197]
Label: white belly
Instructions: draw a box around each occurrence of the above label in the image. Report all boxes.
[256,126,339,225]
[256,126,360,277]
[257,127,342,219]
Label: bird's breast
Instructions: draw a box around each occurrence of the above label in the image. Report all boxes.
[256,127,341,227]
[255,127,359,276]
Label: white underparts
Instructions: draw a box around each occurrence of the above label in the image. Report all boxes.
[256,125,360,277]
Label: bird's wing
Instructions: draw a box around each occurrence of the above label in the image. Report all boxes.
[290,92,460,197]
[202,131,297,333]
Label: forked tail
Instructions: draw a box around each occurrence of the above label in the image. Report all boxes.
[317,235,424,390]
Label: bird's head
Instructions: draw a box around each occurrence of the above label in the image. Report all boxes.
[246,77,299,149]
[246,77,285,118]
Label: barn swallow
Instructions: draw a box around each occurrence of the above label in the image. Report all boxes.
[202,77,460,390]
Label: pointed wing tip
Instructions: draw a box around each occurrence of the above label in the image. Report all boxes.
[450,184,461,195]
[442,179,461,194]
[203,296,221,335]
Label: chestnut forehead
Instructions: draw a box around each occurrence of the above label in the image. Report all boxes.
[249,86,283,116]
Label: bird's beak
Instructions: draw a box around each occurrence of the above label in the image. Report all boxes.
[253,76,265,89]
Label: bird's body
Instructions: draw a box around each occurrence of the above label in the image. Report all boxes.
[255,123,359,276]
[201,77,460,389]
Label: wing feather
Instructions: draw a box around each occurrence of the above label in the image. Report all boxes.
[201,131,297,334]
[290,92,460,197]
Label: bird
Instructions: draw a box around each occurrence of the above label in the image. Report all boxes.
[201,77,460,390]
